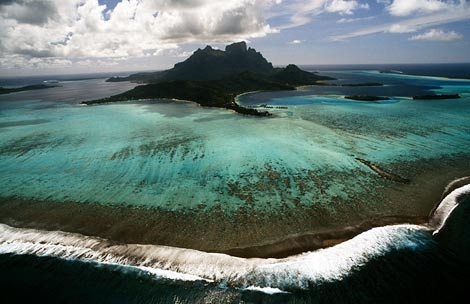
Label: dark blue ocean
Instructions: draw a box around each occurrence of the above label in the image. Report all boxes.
[302,63,470,79]
[0,71,143,88]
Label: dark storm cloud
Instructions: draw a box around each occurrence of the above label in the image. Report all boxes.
[0,0,16,5]
[0,0,58,25]
[214,4,262,35]
[14,47,55,58]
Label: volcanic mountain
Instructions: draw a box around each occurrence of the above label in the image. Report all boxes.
[85,42,333,115]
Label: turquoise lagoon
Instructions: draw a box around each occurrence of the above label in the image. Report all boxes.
[1,72,470,223]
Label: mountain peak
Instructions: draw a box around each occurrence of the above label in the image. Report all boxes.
[164,41,273,81]
[285,64,301,71]
[106,42,333,86]
[225,41,247,54]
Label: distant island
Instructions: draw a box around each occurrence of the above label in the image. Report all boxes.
[379,69,404,75]
[327,83,384,87]
[0,84,59,95]
[83,42,333,115]
[413,94,461,100]
[345,95,390,102]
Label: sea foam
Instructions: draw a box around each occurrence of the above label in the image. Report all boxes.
[0,223,433,291]
[2,180,469,292]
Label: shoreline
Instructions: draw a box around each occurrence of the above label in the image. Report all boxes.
[220,215,427,258]
[82,90,275,117]
[0,196,427,258]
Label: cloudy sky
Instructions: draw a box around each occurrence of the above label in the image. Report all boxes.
[0,0,469,76]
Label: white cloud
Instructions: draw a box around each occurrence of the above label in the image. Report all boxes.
[387,0,452,16]
[0,0,276,69]
[326,0,369,15]
[330,0,470,41]
[0,55,73,70]
[0,0,58,25]
[388,24,417,33]
[337,16,375,23]
[289,39,304,44]
[267,0,370,30]
[409,28,463,41]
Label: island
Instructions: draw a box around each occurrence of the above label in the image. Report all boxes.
[322,82,384,87]
[344,95,390,101]
[379,69,404,74]
[413,94,461,100]
[83,42,333,115]
[0,84,59,95]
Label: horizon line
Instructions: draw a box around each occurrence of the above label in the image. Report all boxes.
[1,62,470,79]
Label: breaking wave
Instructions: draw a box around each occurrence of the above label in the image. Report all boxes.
[0,223,435,291]
[1,180,469,302]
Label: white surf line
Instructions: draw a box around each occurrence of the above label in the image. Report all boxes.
[429,184,470,233]
[0,223,432,291]
[365,70,470,83]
